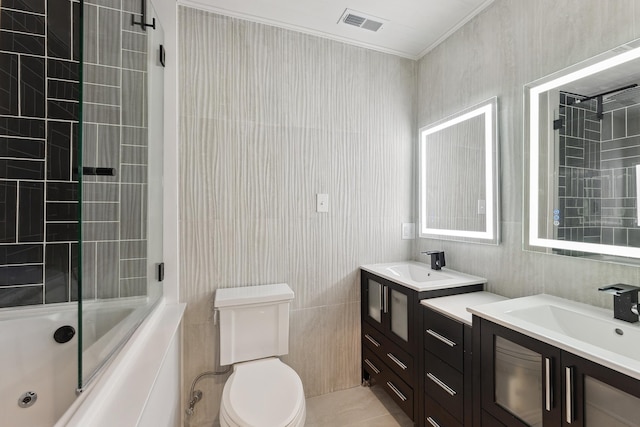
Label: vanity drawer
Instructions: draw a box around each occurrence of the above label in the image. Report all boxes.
[362,346,386,383]
[425,394,462,427]
[363,321,386,353]
[425,351,463,422]
[383,368,414,420]
[363,322,415,385]
[424,307,463,371]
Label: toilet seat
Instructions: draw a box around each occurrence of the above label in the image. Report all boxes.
[220,358,305,427]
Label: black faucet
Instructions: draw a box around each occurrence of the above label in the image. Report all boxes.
[421,251,446,270]
[598,284,640,323]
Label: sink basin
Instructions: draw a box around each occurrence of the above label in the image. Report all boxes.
[360,261,486,292]
[384,264,452,282]
[469,294,640,380]
[507,304,640,361]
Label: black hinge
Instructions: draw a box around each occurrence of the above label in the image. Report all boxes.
[156,262,165,282]
[132,0,156,30]
[553,118,563,130]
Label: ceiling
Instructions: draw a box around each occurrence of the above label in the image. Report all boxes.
[178,0,495,60]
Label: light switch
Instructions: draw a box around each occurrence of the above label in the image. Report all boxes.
[402,223,415,240]
[316,194,329,213]
[477,200,486,215]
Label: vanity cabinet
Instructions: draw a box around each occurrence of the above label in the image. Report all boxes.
[363,272,416,352]
[423,307,472,427]
[476,318,640,427]
[361,269,484,425]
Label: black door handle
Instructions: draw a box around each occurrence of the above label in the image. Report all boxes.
[74,167,116,176]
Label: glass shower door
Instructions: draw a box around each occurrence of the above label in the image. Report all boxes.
[78,0,164,389]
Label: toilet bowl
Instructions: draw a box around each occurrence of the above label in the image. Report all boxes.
[219,358,306,427]
[214,284,306,427]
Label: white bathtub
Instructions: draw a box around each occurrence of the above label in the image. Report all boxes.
[0,303,79,427]
[0,298,177,427]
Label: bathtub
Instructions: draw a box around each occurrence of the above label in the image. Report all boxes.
[0,303,79,427]
[0,297,182,427]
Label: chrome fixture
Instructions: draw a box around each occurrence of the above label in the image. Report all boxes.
[18,391,37,408]
[185,368,231,416]
[598,284,640,323]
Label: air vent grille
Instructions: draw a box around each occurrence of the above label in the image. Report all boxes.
[344,14,366,27]
[338,9,387,32]
[361,20,383,32]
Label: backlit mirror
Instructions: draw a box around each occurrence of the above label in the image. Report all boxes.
[419,97,499,244]
[525,38,640,261]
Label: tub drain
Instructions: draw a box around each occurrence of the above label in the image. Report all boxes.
[54,325,75,343]
[18,391,37,408]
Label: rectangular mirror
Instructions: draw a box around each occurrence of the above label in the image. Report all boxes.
[525,38,640,261]
[419,97,499,244]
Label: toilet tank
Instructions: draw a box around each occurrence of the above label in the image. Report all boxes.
[214,283,294,366]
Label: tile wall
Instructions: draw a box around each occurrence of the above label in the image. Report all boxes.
[178,8,415,426]
[81,0,150,300]
[0,0,150,309]
[0,0,80,308]
[556,92,640,251]
[416,0,640,307]
[557,94,603,249]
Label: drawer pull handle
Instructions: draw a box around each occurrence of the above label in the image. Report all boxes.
[386,352,407,370]
[566,366,574,423]
[364,334,380,347]
[386,381,407,402]
[426,417,442,427]
[426,329,456,347]
[364,358,380,374]
[545,357,552,412]
[427,372,457,396]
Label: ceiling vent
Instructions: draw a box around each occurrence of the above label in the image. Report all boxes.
[338,9,387,32]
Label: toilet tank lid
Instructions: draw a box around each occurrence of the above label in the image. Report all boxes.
[214,283,294,308]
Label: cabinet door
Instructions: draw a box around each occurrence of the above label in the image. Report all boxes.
[361,271,415,350]
[480,320,562,426]
[366,276,384,326]
[562,352,640,427]
[389,287,409,342]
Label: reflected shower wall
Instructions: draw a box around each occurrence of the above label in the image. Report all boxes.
[556,91,640,254]
[0,0,81,308]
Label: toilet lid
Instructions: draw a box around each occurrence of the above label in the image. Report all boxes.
[222,358,304,427]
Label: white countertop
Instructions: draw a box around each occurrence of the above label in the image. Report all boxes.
[421,291,508,325]
[360,261,487,292]
[469,294,640,381]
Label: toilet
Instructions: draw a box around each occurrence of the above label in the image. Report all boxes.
[214,283,306,427]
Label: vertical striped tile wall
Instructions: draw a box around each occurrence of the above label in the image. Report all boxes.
[416,0,640,307]
[178,7,415,426]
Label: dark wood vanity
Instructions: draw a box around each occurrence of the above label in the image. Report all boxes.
[361,266,640,427]
[360,267,484,425]
[474,317,640,427]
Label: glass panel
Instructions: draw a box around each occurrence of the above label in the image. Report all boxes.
[78,0,164,389]
[146,0,165,304]
[585,376,640,426]
[390,289,408,341]
[494,336,543,427]
[368,280,382,323]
